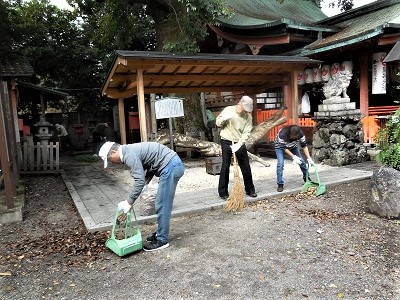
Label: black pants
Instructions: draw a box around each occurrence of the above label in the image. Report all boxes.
[218,139,255,197]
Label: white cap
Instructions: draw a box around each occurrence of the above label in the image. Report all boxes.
[98,142,115,168]
[240,96,253,112]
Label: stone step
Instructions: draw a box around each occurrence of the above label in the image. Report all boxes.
[314,109,361,117]
[318,102,356,112]
[322,97,351,104]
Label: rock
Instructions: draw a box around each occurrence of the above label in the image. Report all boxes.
[368,166,400,219]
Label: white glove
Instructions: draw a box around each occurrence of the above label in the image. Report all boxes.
[307,158,315,167]
[222,112,233,121]
[230,143,241,153]
[117,200,132,213]
[292,155,302,165]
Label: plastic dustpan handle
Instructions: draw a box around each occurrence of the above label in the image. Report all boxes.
[110,208,139,239]
[306,164,321,184]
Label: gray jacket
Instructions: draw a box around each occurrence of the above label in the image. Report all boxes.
[121,142,177,204]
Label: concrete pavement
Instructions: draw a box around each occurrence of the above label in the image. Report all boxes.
[60,155,378,232]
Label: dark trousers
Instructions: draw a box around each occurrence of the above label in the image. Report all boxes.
[218,139,255,197]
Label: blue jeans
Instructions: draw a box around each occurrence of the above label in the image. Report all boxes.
[275,147,307,185]
[155,156,185,243]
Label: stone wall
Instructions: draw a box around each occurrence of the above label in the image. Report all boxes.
[312,115,370,166]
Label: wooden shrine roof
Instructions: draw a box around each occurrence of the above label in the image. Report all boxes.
[101,51,321,99]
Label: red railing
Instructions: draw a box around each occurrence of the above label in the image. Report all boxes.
[256,109,316,141]
[362,105,400,143]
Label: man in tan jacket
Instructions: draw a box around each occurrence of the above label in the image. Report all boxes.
[216,96,257,200]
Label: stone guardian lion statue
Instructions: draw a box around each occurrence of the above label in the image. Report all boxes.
[323,70,353,100]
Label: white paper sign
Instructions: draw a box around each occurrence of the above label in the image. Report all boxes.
[155,98,184,119]
[372,52,387,95]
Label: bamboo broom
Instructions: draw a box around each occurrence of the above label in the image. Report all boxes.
[224,143,245,212]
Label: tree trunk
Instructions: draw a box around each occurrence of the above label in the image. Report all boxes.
[156,108,287,167]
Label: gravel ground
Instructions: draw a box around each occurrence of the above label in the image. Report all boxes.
[0,157,399,300]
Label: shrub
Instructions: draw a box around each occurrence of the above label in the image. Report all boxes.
[375,109,400,170]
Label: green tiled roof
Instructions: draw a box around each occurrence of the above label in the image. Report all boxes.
[218,0,327,28]
[303,2,400,52]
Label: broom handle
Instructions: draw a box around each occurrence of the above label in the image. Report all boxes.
[229,119,238,165]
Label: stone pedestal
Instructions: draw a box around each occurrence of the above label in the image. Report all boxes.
[312,97,369,166]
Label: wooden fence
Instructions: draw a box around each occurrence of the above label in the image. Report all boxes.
[20,141,60,174]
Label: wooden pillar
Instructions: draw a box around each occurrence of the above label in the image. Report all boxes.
[200,92,207,126]
[118,98,126,144]
[249,93,258,125]
[359,54,369,116]
[0,80,17,208]
[291,71,299,125]
[10,80,21,179]
[150,94,157,133]
[283,85,292,123]
[136,69,148,141]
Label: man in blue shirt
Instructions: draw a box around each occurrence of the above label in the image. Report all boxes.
[274,125,315,192]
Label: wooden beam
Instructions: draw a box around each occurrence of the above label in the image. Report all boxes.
[111,73,287,83]
[106,85,266,98]
[378,33,400,45]
[118,98,126,144]
[136,69,148,141]
[121,58,312,69]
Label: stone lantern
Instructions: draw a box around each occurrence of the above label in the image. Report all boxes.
[34,114,53,141]
[34,114,54,165]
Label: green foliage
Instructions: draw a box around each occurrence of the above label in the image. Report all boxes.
[376,109,400,170]
[161,0,231,53]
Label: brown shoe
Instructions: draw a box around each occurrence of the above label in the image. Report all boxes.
[277,184,284,192]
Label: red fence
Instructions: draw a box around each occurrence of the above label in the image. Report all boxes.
[361,105,400,144]
[256,109,316,141]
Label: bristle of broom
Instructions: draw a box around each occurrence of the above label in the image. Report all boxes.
[224,154,245,212]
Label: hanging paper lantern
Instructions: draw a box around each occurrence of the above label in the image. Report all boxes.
[321,65,331,81]
[304,69,314,84]
[312,68,322,82]
[341,61,353,73]
[331,63,340,76]
[297,71,305,85]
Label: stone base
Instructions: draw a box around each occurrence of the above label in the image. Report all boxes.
[0,187,25,224]
[314,109,361,117]
[312,116,370,166]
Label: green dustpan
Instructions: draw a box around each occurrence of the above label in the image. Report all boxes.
[105,208,143,257]
[301,164,327,197]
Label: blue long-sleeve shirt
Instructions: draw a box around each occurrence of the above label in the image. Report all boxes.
[274,126,307,150]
